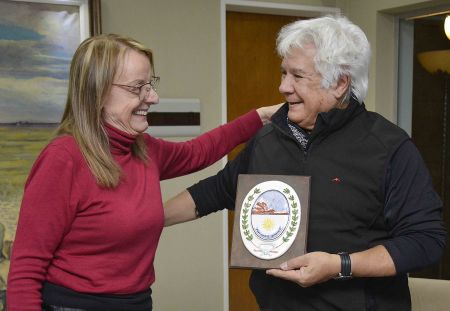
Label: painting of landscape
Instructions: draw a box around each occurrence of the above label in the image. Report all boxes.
[0,1,87,307]
[0,0,80,280]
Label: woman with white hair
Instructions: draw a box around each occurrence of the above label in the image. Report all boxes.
[165,15,446,310]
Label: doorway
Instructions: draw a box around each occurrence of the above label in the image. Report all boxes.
[226,11,299,310]
[406,14,450,280]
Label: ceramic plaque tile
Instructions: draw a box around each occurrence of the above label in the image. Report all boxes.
[230,174,310,269]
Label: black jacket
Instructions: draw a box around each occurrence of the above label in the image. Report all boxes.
[189,101,446,310]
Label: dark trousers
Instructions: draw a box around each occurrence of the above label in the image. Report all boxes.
[42,303,153,311]
[42,304,88,311]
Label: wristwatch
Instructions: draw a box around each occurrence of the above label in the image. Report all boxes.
[334,252,353,280]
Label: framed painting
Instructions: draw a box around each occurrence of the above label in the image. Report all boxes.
[0,1,101,307]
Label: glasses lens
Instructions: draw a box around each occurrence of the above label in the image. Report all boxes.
[151,76,160,90]
[139,84,152,101]
[139,77,160,100]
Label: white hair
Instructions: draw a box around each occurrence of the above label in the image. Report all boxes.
[276,15,371,103]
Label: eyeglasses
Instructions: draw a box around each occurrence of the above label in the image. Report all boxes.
[112,76,160,101]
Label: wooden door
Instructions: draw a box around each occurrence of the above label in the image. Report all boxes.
[226,11,301,311]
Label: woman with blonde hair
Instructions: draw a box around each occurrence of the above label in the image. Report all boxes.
[6,34,279,311]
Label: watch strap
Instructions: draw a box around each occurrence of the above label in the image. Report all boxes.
[335,252,352,280]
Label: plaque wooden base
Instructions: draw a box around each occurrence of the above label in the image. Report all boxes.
[230,174,310,269]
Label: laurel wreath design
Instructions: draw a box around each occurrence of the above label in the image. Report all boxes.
[282,188,299,242]
[241,187,260,241]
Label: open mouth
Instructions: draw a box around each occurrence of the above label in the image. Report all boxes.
[133,109,148,116]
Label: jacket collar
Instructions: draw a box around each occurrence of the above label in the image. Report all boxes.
[271,96,365,143]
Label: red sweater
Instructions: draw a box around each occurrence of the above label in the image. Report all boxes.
[7,110,262,310]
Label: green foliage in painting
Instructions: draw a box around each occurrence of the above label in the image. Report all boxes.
[0,126,54,240]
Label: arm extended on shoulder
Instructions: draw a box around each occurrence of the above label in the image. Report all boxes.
[164,137,254,227]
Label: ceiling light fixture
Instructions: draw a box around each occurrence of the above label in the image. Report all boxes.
[445,15,450,40]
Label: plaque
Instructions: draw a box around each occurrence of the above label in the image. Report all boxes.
[230,174,310,269]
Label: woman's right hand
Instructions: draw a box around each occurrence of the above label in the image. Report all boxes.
[256,103,284,124]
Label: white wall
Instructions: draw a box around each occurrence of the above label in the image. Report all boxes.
[101,0,442,310]
[345,0,445,120]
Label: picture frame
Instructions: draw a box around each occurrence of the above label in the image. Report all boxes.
[0,0,101,125]
[230,174,310,269]
[0,1,101,308]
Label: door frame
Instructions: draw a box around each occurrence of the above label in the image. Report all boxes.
[220,1,339,310]
[395,3,450,135]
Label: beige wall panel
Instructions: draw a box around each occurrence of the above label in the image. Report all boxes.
[346,0,441,121]
[102,1,225,310]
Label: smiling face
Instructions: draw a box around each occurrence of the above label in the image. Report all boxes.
[279,45,348,131]
[103,49,158,135]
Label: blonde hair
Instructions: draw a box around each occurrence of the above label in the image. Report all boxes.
[57,34,153,188]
